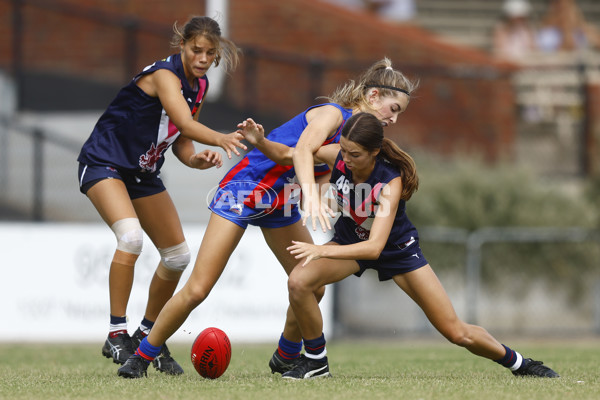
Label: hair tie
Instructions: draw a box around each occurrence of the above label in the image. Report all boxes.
[386,66,393,71]
[365,85,410,96]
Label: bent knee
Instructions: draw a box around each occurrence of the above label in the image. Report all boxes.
[437,320,472,347]
[182,283,212,308]
[287,274,310,297]
[157,242,190,280]
[288,271,321,299]
[111,218,144,255]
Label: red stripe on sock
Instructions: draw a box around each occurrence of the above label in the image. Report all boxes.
[136,349,154,362]
[278,348,299,360]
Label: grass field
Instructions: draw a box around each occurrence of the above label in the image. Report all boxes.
[1,339,598,400]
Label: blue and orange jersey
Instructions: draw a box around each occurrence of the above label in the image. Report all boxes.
[78,53,208,173]
[330,153,419,249]
[217,103,353,210]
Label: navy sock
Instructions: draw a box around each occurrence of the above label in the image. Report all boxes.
[139,317,154,336]
[136,337,162,363]
[109,315,127,336]
[277,333,302,360]
[494,344,523,371]
[110,315,127,325]
[303,333,327,361]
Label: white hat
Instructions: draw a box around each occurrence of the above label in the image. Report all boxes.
[503,0,531,17]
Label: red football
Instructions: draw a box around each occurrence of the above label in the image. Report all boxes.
[191,327,232,379]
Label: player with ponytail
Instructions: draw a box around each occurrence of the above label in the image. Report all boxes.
[239,112,559,380]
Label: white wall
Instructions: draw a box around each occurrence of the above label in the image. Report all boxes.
[0,223,334,343]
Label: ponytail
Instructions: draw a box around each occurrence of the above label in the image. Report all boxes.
[342,112,419,201]
[380,138,419,201]
[322,57,417,108]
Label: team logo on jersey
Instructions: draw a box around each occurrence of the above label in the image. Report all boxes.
[354,225,370,241]
[139,142,169,172]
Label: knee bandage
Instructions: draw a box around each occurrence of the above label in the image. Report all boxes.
[159,241,190,272]
[111,218,144,255]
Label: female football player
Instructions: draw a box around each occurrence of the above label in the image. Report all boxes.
[249,112,560,379]
[77,16,244,374]
[118,58,417,378]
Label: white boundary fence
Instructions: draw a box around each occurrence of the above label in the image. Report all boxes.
[0,223,334,343]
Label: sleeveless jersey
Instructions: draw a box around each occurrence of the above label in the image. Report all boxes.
[217,103,353,210]
[330,153,419,256]
[77,53,208,173]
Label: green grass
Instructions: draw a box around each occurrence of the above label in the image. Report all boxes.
[0,339,598,400]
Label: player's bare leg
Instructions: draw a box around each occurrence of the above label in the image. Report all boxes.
[393,265,559,377]
[261,221,325,373]
[87,179,139,364]
[131,190,188,374]
[119,213,245,378]
[283,255,359,379]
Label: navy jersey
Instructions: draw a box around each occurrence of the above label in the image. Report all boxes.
[78,53,207,173]
[216,103,353,211]
[330,153,419,257]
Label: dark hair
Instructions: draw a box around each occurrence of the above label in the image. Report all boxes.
[342,113,419,200]
[171,16,240,72]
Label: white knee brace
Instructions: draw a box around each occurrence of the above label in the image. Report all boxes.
[111,218,143,255]
[159,241,191,272]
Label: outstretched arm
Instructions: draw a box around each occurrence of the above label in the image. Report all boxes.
[139,69,247,159]
[238,118,294,165]
[238,118,340,168]
[288,177,402,266]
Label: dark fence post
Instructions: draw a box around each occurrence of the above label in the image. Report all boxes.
[33,128,44,221]
[12,0,24,110]
[578,61,589,176]
[308,58,324,104]
[124,17,140,82]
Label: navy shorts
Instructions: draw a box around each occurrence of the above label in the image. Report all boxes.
[208,184,301,229]
[332,234,428,281]
[78,163,166,200]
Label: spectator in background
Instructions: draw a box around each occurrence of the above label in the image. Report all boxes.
[537,0,600,52]
[493,0,538,61]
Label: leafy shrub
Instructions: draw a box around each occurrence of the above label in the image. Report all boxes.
[408,155,597,229]
[404,155,599,300]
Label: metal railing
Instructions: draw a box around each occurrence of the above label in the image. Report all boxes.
[0,114,81,221]
[412,227,600,334]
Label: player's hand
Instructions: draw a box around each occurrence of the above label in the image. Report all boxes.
[219,131,247,159]
[287,240,321,266]
[190,149,223,169]
[237,118,265,147]
[301,189,335,233]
